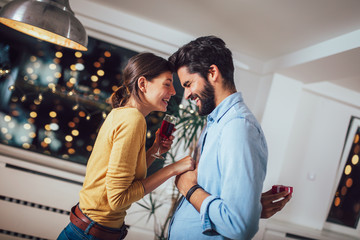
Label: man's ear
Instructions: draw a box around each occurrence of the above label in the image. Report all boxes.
[208,64,220,83]
[137,76,147,93]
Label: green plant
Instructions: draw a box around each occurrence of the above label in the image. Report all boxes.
[175,100,207,150]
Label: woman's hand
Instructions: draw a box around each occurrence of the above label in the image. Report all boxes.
[171,156,195,176]
[152,129,175,155]
[141,155,195,195]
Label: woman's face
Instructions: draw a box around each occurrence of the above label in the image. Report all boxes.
[143,71,176,112]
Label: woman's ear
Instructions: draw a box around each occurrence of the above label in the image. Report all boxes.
[137,76,147,93]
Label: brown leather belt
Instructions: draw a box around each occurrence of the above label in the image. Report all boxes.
[69,204,127,240]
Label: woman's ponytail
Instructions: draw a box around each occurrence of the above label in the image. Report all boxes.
[110,85,130,108]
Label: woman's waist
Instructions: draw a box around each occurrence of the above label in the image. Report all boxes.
[79,198,131,228]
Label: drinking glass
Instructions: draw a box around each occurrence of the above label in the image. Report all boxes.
[152,114,178,159]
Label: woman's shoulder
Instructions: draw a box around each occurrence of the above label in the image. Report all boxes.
[110,107,145,125]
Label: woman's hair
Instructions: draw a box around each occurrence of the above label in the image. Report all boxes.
[169,35,235,91]
[110,52,174,108]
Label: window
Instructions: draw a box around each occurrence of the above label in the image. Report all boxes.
[0,24,183,168]
[324,116,360,237]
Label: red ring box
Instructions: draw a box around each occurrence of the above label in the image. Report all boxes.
[272,185,293,195]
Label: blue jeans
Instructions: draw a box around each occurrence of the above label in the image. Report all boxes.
[57,222,100,240]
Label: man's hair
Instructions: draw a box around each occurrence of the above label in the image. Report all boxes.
[169,35,235,91]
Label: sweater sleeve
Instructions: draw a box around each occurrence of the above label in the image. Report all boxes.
[105,111,146,211]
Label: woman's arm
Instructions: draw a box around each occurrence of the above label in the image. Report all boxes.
[146,146,158,167]
[141,156,194,195]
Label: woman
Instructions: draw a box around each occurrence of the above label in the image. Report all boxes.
[58,52,194,240]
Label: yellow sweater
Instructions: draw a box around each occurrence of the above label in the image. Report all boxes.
[79,107,147,228]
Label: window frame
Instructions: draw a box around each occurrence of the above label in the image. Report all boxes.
[323,116,360,238]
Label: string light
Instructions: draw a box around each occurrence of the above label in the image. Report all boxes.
[49,111,57,118]
[49,63,57,70]
[55,51,63,58]
[30,111,37,118]
[71,129,79,136]
[91,75,99,82]
[34,98,41,105]
[65,135,73,142]
[2,41,116,166]
[0,69,10,76]
[72,104,79,110]
[75,52,82,58]
[104,51,111,57]
[1,127,8,134]
[97,70,104,76]
[29,132,36,138]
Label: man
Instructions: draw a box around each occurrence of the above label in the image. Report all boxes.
[167,36,285,239]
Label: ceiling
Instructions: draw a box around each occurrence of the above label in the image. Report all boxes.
[87,0,360,92]
[89,0,360,60]
[86,0,360,93]
[1,0,358,92]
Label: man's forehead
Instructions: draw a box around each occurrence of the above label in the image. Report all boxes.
[177,66,191,84]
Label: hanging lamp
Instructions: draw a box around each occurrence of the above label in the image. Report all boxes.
[0,0,88,51]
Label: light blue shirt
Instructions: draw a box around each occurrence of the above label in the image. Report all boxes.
[169,92,268,240]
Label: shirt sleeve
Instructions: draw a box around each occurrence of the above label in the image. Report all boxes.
[105,111,146,211]
[200,118,268,239]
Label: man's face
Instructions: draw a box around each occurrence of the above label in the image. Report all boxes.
[177,66,216,116]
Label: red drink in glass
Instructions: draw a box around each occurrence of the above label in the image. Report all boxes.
[160,120,175,139]
[152,114,177,159]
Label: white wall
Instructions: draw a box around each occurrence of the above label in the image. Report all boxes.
[261,75,360,235]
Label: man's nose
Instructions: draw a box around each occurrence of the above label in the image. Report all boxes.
[184,88,191,100]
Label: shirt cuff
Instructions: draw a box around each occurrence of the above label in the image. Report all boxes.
[200,195,220,236]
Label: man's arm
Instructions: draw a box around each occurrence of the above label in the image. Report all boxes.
[175,166,208,212]
[176,176,293,218]
[176,118,267,239]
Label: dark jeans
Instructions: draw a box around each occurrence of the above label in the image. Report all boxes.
[58,222,100,240]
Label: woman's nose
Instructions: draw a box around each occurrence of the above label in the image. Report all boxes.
[170,84,176,96]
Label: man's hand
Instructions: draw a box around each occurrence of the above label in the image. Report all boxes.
[261,189,292,219]
[175,164,209,212]
[175,166,198,197]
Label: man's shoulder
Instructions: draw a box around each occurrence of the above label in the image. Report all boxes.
[218,103,263,133]
[220,101,256,123]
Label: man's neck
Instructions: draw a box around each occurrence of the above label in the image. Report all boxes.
[214,88,236,107]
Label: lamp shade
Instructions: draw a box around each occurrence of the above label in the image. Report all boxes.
[0,0,88,51]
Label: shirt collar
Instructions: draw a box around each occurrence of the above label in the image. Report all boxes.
[207,92,243,124]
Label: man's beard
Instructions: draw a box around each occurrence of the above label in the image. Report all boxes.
[198,81,216,116]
